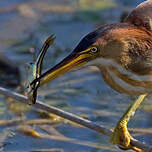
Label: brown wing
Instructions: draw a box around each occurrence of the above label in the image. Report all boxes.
[124,0,152,31]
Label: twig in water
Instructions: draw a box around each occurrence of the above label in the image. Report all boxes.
[0,86,151,152]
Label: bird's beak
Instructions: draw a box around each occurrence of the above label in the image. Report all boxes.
[32,51,92,86]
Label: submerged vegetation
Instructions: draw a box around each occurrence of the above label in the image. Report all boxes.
[78,0,116,10]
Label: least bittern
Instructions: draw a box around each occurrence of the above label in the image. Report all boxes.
[29,0,152,151]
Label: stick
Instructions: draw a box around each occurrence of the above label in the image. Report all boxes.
[0,86,151,151]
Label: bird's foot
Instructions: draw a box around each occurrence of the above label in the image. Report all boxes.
[110,121,132,149]
[110,121,142,152]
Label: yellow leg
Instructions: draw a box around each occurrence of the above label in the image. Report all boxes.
[110,94,147,149]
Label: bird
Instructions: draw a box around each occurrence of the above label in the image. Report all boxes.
[30,0,152,151]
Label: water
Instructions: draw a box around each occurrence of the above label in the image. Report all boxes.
[0,0,151,152]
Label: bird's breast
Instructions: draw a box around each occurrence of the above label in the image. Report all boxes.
[97,58,152,95]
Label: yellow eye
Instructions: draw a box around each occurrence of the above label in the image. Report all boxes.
[90,47,98,53]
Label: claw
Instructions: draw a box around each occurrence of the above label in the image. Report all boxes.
[110,121,131,148]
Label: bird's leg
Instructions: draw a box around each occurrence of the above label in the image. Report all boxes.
[110,94,147,149]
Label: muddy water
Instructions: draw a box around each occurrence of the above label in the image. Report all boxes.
[0,0,151,152]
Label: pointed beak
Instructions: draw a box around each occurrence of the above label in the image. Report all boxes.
[32,51,92,86]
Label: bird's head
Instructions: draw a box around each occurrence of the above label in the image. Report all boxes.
[32,25,109,86]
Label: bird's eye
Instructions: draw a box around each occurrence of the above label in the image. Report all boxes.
[90,47,98,53]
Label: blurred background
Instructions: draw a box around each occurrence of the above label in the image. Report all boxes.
[0,0,151,152]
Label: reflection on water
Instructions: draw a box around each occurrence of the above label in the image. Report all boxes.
[0,0,151,152]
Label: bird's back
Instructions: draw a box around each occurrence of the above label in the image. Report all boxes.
[124,0,152,31]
